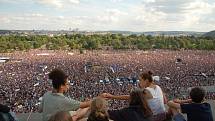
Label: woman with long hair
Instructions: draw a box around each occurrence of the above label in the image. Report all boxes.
[103,71,167,121]
[108,89,152,121]
[87,97,109,121]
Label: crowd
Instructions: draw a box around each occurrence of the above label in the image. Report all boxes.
[0,50,215,113]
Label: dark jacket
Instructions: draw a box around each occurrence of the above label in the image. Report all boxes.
[0,104,15,121]
[0,104,10,113]
[108,105,152,121]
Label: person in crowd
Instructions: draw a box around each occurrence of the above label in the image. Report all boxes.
[39,69,91,121]
[168,87,214,121]
[87,97,109,121]
[0,104,18,121]
[108,88,152,121]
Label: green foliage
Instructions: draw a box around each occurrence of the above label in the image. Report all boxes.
[0,34,215,52]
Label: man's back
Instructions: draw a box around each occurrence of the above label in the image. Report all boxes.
[181,102,213,121]
[40,91,80,121]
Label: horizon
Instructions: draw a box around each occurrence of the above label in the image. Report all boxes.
[0,29,208,33]
[0,0,215,32]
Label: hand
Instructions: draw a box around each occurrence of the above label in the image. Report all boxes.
[84,98,90,101]
[173,99,181,103]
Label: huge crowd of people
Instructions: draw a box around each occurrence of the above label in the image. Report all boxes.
[0,50,215,114]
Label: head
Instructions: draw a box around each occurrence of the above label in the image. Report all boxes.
[139,71,153,88]
[129,89,152,117]
[49,69,69,93]
[190,87,206,103]
[88,97,109,121]
[48,111,72,121]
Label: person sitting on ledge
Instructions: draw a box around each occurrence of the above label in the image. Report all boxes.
[39,69,91,121]
[167,87,214,121]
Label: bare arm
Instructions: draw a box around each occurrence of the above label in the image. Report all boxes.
[111,95,130,100]
[173,99,192,104]
[72,108,89,121]
[80,100,91,108]
[100,93,130,100]
[167,100,181,109]
[167,99,192,109]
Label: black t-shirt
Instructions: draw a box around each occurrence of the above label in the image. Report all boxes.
[181,102,213,121]
[108,105,152,121]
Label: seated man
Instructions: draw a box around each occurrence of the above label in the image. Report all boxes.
[39,69,91,121]
[167,87,213,121]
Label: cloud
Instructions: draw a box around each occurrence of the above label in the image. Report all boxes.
[135,5,167,23]
[96,9,127,23]
[142,0,156,3]
[0,16,11,24]
[1,0,215,31]
[36,0,63,8]
[68,0,80,4]
[181,1,215,27]
[30,13,44,17]
[110,0,123,3]
[35,0,80,8]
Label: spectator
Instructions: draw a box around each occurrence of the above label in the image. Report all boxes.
[168,87,214,121]
[108,89,152,121]
[139,71,166,121]
[87,97,109,121]
[0,104,18,121]
[39,69,91,121]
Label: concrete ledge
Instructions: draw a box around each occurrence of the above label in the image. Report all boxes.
[17,100,215,121]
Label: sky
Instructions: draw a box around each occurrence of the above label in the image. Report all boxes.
[0,0,215,32]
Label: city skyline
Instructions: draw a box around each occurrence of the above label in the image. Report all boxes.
[0,0,215,32]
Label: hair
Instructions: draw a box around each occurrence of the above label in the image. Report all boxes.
[49,69,68,90]
[140,71,153,82]
[190,87,206,103]
[129,89,152,118]
[87,97,109,121]
[48,111,73,121]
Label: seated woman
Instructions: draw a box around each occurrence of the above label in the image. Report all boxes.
[87,97,109,121]
[103,71,167,121]
[108,89,152,121]
[39,69,91,121]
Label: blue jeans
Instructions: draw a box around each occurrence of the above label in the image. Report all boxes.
[173,113,186,121]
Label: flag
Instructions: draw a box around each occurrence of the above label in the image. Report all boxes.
[84,66,87,73]
[201,73,208,78]
[110,66,115,73]
[164,76,170,80]
[34,82,39,87]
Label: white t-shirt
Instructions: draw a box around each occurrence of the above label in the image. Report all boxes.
[146,85,166,115]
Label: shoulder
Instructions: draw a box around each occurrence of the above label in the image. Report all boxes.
[43,91,51,97]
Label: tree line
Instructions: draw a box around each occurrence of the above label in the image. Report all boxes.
[0,34,215,52]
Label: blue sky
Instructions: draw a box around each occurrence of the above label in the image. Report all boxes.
[0,0,215,32]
